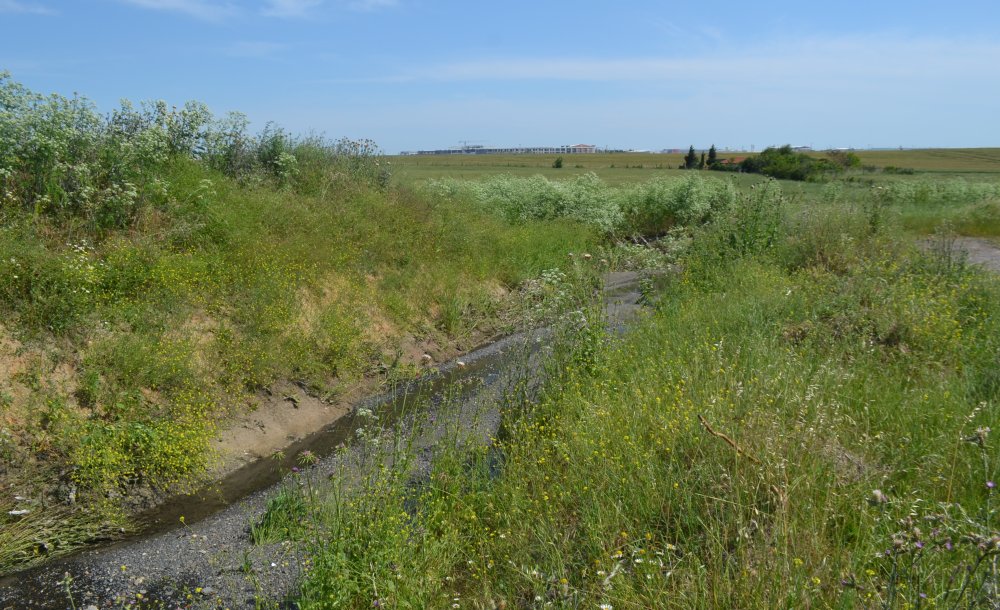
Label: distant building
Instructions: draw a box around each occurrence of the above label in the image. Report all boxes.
[409,144,601,155]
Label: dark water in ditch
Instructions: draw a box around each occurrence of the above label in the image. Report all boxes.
[0,272,645,608]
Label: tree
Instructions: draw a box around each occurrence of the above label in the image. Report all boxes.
[684,146,698,170]
[826,149,861,170]
[552,156,564,169]
[699,152,706,170]
[707,145,718,167]
[737,144,849,181]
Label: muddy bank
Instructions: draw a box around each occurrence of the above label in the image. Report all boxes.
[0,272,647,609]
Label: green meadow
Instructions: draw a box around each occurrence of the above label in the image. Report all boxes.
[289,156,1000,608]
[389,148,1000,187]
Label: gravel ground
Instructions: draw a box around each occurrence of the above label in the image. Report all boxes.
[0,273,644,610]
[952,237,1000,272]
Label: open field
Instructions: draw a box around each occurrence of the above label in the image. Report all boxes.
[390,152,748,186]
[389,148,1000,187]
[854,148,1000,173]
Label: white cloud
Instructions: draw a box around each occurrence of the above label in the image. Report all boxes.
[347,0,396,11]
[261,0,322,18]
[259,0,396,17]
[0,0,55,15]
[118,0,236,21]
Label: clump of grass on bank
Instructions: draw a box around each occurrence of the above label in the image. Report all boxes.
[291,190,999,608]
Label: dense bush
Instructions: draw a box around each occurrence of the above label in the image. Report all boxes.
[425,172,738,236]
[738,145,845,181]
[0,72,390,232]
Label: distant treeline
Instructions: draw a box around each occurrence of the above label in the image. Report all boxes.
[681,144,862,181]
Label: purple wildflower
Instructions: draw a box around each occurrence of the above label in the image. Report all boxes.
[944,540,954,551]
[988,481,996,489]
[915,541,924,549]
[292,466,300,473]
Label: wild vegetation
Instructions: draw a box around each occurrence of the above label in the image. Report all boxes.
[718,144,862,181]
[240,175,1000,608]
[2,72,999,609]
[0,74,600,572]
[424,173,738,237]
[0,74,813,578]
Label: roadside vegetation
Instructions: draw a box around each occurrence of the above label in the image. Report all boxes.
[249,177,1000,608]
[0,75,751,576]
[0,74,602,572]
[2,72,999,607]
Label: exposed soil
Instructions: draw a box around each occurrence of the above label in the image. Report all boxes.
[213,324,469,477]
[952,236,1000,272]
[0,272,646,609]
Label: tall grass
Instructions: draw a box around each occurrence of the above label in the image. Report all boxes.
[289,196,999,608]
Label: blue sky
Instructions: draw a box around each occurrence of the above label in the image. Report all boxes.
[2,0,999,152]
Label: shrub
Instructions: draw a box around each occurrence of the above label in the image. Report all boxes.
[0,72,392,232]
[426,173,737,237]
[738,145,851,182]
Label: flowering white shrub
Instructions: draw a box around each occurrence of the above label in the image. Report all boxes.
[426,172,736,236]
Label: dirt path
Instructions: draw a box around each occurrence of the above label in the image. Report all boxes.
[953,236,1000,272]
[0,273,646,610]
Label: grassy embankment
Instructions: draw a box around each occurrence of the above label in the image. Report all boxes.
[248,170,1000,607]
[0,76,752,575]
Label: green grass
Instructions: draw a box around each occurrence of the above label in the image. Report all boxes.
[389,149,1000,188]
[853,148,1000,174]
[4,73,1000,590]
[0,156,599,574]
[290,195,1000,608]
[389,153,768,188]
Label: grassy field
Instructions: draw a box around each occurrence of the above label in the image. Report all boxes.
[389,152,747,187]
[281,175,1000,609]
[225,154,1000,608]
[389,149,1000,187]
[854,148,1000,173]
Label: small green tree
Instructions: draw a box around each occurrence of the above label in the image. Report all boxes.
[684,146,698,169]
[552,156,564,169]
[699,152,706,170]
[707,145,718,167]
